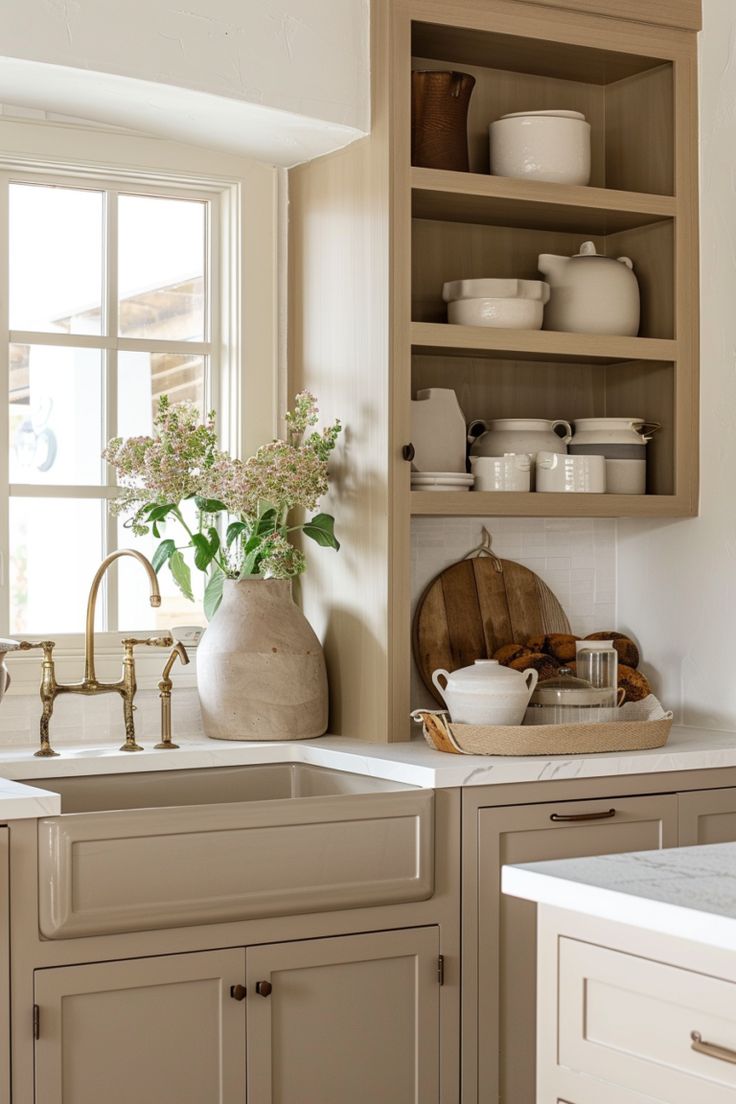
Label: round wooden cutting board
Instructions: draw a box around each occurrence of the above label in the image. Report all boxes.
[413,554,571,703]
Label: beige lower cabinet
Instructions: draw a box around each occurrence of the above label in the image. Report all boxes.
[34,948,247,1104]
[679,786,736,844]
[475,794,678,1104]
[0,829,8,1104]
[246,926,440,1104]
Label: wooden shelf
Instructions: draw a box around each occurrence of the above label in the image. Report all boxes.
[410,491,692,518]
[411,168,676,234]
[410,322,676,364]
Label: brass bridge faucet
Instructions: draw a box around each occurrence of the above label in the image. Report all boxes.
[20,550,172,758]
[155,641,190,750]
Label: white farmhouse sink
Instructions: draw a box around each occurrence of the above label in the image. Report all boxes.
[35,764,434,940]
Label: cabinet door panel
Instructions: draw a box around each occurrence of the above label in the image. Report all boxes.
[246,927,440,1104]
[478,794,678,1104]
[679,788,736,845]
[0,829,8,1104]
[34,948,246,1104]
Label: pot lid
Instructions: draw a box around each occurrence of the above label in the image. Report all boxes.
[438,659,528,692]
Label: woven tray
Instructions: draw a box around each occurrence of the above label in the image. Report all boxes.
[412,710,673,756]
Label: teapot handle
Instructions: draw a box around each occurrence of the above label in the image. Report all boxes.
[617,256,634,270]
[467,419,488,444]
[551,419,573,445]
[431,669,451,702]
[523,668,539,695]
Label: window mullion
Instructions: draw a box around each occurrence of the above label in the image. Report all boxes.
[104,189,119,633]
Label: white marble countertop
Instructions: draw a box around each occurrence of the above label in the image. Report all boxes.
[503,841,736,952]
[0,777,60,820]
[0,724,734,790]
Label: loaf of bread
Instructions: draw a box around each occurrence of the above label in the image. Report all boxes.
[618,664,650,703]
[585,631,640,669]
[493,643,534,666]
[508,652,560,682]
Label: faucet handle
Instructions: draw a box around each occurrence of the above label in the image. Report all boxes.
[17,640,56,660]
[122,635,174,650]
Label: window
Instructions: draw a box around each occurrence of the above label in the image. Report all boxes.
[0,118,279,675]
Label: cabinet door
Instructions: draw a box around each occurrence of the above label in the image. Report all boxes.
[246,927,440,1104]
[34,948,246,1104]
[0,828,8,1104]
[478,794,678,1104]
[679,788,736,845]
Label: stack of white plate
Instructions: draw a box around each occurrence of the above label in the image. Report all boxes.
[411,471,475,492]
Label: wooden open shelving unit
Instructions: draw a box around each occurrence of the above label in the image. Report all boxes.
[288,0,700,746]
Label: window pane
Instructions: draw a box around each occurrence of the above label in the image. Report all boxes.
[116,509,205,632]
[117,351,205,440]
[10,498,104,634]
[118,195,206,341]
[9,183,103,334]
[9,345,103,485]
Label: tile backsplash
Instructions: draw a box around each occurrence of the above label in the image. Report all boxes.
[411,516,617,709]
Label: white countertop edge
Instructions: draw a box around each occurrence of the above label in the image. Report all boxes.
[0,777,61,820]
[501,864,736,953]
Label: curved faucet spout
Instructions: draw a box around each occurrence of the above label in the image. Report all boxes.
[84,550,161,684]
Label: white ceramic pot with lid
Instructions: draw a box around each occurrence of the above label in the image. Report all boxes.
[489,109,591,185]
[442,278,551,330]
[569,417,661,495]
[468,418,572,459]
[538,241,640,336]
[431,659,538,726]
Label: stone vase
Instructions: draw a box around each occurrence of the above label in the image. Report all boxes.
[196,578,328,741]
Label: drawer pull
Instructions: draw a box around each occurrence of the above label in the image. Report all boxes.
[549,808,616,823]
[691,1030,736,1065]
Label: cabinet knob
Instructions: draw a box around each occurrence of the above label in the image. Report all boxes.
[402,443,415,462]
[230,984,247,1001]
[255,980,272,997]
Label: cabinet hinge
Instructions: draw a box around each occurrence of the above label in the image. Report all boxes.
[32,1004,39,1040]
[437,954,445,986]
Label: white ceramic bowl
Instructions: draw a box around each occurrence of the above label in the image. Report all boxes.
[448,296,544,329]
[442,278,550,303]
[412,471,474,492]
[489,109,591,185]
[470,454,531,492]
[535,452,606,493]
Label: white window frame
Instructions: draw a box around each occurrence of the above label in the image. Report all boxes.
[0,117,279,691]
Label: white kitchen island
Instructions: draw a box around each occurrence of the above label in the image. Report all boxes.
[503,843,736,1103]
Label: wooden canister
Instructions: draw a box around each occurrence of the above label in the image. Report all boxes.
[411,70,476,171]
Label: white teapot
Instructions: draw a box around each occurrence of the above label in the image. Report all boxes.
[538,240,640,336]
[431,659,538,726]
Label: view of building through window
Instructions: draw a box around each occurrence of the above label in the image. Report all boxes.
[7,180,212,634]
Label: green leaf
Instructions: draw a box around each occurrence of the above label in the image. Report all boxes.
[168,550,194,602]
[207,527,221,557]
[203,567,226,621]
[226,521,247,547]
[146,503,176,522]
[191,532,214,572]
[256,508,277,535]
[152,539,176,574]
[302,513,340,550]
[194,496,227,513]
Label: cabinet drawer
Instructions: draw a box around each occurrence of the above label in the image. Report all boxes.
[559,937,736,1104]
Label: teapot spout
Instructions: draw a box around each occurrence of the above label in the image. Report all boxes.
[538,252,565,279]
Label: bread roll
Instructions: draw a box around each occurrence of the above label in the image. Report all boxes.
[618,664,650,703]
[493,643,534,666]
[585,631,640,669]
[508,652,560,682]
[525,633,579,663]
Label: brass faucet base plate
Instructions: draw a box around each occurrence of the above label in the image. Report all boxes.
[34,748,60,758]
[119,743,144,753]
[153,742,180,750]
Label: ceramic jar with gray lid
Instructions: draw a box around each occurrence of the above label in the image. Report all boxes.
[569,417,660,495]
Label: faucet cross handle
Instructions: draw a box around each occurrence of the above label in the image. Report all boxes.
[122,635,175,651]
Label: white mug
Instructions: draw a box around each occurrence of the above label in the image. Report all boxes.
[535,452,606,493]
[470,453,531,492]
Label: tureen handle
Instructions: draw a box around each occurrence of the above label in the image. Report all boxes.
[523,669,539,695]
[617,256,634,270]
[431,669,451,703]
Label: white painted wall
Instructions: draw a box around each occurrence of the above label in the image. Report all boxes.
[0,1,370,165]
[617,0,731,729]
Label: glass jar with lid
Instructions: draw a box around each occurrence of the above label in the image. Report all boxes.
[525,667,624,726]
[575,639,618,690]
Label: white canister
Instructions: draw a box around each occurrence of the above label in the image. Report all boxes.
[535,452,606,493]
[468,418,572,459]
[431,659,538,726]
[470,453,531,492]
[489,109,591,185]
[569,418,660,495]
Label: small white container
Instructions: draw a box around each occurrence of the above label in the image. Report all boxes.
[468,418,572,459]
[569,417,659,495]
[431,659,538,726]
[443,278,550,330]
[489,109,591,186]
[535,452,606,493]
[470,453,531,492]
[576,639,618,690]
